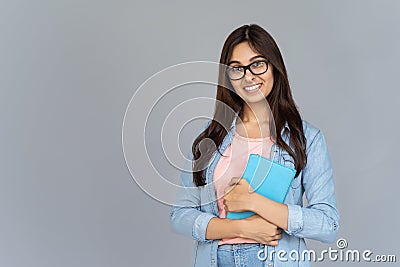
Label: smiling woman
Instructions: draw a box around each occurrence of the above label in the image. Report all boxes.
[170,24,340,267]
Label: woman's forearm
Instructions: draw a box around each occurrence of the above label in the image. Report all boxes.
[205,214,283,245]
[205,217,243,240]
[205,194,288,241]
[250,193,288,230]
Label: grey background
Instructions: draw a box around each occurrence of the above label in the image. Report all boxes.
[1,0,399,266]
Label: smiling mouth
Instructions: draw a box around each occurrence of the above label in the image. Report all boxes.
[244,83,262,92]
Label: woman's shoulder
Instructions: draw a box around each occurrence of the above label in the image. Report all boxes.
[301,119,323,142]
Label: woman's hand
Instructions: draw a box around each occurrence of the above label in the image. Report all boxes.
[239,214,282,246]
[223,177,256,212]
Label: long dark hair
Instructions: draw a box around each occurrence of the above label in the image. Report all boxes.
[192,24,307,186]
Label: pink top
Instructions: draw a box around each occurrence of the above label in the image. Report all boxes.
[214,131,275,245]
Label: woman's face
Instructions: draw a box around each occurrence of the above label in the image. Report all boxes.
[227,41,274,104]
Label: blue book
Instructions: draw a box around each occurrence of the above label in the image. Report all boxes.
[226,153,296,219]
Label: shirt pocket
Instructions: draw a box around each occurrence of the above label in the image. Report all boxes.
[281,151,301,190]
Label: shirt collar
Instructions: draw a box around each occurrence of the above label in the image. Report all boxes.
[282,121,290,135]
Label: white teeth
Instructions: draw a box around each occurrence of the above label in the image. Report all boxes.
[244,84,261,91]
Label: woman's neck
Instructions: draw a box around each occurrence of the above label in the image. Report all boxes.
[236,102,272,138]
[239,101,271,124]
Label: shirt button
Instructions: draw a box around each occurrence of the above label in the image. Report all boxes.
[268,263,272,266]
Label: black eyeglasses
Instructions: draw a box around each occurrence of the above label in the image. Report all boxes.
[226,59,269,80]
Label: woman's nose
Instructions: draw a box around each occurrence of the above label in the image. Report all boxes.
[244,69,256,81]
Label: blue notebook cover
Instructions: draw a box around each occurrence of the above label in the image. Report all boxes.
[226,153,296,219]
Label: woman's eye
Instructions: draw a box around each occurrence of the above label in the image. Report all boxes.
[252,61,265,68]
[231,67,243,72]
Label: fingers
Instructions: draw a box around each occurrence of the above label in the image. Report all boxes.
[267,240,279,246]
[224,185,234,194]
[260,239,278,246]
[271,233,282,241]
[224,179,240,194]
[228,177,242,186]
[223,199,228,211]
[260,234,281,246]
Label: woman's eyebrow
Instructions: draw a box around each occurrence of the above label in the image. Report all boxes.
[228,55,266,65]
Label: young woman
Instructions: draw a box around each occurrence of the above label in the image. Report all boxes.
[170,24,339,267]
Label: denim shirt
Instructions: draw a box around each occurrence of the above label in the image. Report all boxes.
[170,113,340,267]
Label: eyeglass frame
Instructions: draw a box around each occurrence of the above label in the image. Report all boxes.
[226,59,270,80]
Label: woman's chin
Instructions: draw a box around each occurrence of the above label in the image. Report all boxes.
[240,94,269,105]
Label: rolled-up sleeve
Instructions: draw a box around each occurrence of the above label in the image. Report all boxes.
[192,213,217,242]
[284,130,340,243]
[286,204,304,234]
